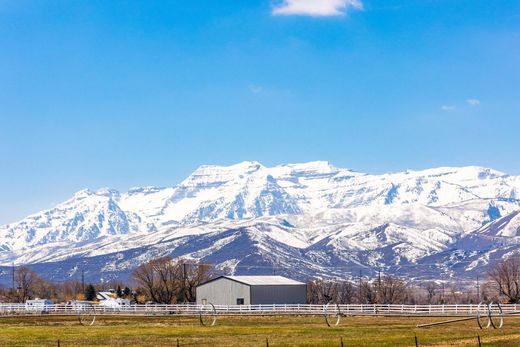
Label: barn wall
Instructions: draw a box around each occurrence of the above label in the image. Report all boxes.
[250,285,307,304]
[196,278,251,305]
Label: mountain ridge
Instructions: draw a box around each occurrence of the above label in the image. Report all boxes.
[1,161,520,283]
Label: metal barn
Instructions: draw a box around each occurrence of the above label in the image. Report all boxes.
[196,275,307,305]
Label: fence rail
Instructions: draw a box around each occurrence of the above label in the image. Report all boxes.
[0,303,518,317]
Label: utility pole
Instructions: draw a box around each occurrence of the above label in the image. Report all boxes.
[11,262,15,292]
[183,262,188,303]
[377,269,382,303]
[81,269,85,293]
[358,270,362,303]
[476,276,480,302]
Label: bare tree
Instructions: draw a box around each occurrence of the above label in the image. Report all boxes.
[13,267,42,302]
[489,258,520,303]
[480,281,496,303]
[378,276,408,304]
[359,281,377,304]
[182,261,213,303]
[306,280,320,304]
[133,257,181,303]
[306,279,339,304]
[425,282,438,304]
[448,283,462,304]
[336,281,356,304]
[133,257,213,303]
[319,280,337,303]
[55,281,83,302]
[33,277,56,300]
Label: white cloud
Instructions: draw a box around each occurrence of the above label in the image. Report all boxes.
[441,105,456,111]
[467,99,480,107]
[272,0,363,17]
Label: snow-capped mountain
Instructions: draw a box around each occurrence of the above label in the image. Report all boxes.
[1,161,520,283]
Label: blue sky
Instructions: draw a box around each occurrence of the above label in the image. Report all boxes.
[1,0,519,224]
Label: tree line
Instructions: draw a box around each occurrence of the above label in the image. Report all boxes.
[0,257,212,304]
[1,257,520,304]
[307,258,520,305]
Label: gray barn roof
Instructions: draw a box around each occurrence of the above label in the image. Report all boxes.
[199,275,305,287]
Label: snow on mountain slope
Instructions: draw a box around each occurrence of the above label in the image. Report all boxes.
[474,210,520,238]
[1,161,520,282]
[0,188,153,251]
[408,210,520,279]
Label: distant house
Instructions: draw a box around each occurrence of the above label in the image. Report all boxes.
[196,275,307,305]
[96,291,115,301]
[97,290,130,308]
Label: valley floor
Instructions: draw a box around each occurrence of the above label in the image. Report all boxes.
[0,315,519,346]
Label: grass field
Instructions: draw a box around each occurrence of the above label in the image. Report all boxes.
[0,315,519,346]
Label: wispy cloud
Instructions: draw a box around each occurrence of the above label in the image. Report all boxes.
[272,0,363,17]
[248,84,264,94]
[467,99,481,107]
[441,105,456,112]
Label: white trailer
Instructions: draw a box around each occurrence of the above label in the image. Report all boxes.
[25,299,54,313]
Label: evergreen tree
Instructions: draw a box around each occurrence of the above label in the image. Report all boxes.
[123,286,131,298]
[84,284,96,301]
[116,285,122,298]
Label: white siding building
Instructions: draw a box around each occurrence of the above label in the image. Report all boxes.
[196,275,307,305]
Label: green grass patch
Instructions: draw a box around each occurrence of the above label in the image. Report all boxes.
[0,315,519,346]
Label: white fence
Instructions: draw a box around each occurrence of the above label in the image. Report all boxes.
[0,303,518,317]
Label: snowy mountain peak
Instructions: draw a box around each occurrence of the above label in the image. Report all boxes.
[72,187,120,199]
[72,188,94,198]
[193,160,264,175]
[276,160,337,172]
[95,188,121,198]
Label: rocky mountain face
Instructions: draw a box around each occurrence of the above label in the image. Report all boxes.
[1,161,519,284]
